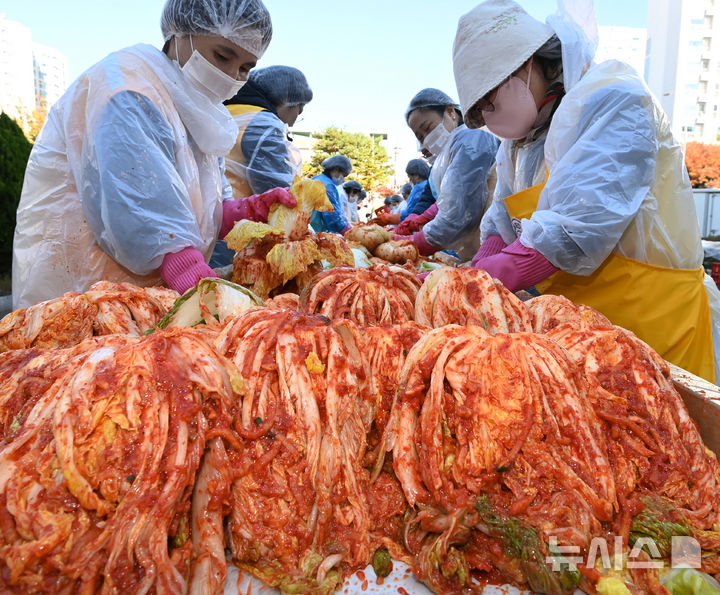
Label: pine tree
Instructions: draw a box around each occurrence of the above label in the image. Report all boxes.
[0,112,33,276]
[302,127,393,191]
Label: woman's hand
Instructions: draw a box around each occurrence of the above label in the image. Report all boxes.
[220,188,297,236]
[160,247,217,294]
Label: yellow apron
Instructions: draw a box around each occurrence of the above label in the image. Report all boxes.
[504,181,715,383]
[225,104,267,198]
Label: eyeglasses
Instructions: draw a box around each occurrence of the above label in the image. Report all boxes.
[466,84,503,128]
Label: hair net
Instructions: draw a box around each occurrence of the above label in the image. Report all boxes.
[161,0,273,59]
[405,158,431,179]
[405,88,460,122]
[360,190,367,199]
[250,65,313,108]
[400,182,413,195]
[321,154,353,175]
[343,180,362,193]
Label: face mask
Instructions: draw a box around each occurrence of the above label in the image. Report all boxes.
[422,113,453,156]
[332,175,345,185]
[482,63,538,140]
[179,36,246,104]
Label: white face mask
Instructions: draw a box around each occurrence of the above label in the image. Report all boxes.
[332,174,345,185]
[422,113,454,156]
[179,36,246,104]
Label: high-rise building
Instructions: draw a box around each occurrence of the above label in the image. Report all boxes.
[33,43,68,109]
[646,0,720,144]
[596,26,647,80]
[0,14,68,122]
[0,14,35,121]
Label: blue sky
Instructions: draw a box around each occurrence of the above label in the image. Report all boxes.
[4,0,648,160]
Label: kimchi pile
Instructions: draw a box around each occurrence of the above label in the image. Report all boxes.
[0,268,718,595]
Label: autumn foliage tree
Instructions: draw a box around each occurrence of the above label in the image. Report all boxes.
[303,127,393,191]
[685,142,720,188]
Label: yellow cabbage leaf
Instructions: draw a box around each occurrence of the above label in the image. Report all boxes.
[268,177,332,241]
[315,233,355,267]
[224,220,284,251]
[266,238,322,284]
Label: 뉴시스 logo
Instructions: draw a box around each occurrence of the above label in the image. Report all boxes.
[545,535,701,571]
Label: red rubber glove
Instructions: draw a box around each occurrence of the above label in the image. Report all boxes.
[412,230,438,256]
[472,238,559,292]
[470,234,508,267]
[160,247,217,294]
[376,210,401,226]
[220,187,297,237]
[396,203,439,235]
[395,213,422,235]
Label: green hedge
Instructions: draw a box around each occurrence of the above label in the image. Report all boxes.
[0,113,33,277]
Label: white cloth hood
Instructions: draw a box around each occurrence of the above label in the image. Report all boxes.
[452,0,598,120]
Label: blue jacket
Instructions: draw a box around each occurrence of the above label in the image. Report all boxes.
[310,173,349,233]
[400,179,434,220]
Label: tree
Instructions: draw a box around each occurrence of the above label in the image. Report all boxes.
[685,141,720,188]
[26,102,49,143]
[302,127,393,191]
[373,185,396,198]
[0,112,33,276]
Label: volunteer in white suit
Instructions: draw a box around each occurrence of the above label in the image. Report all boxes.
[453,0,720,382]
[12,0,295,308]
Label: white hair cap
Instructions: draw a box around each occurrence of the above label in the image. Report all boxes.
[161,0,272,59]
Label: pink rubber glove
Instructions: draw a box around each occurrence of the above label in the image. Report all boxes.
[417,272,430,282]
[340,225,352,235]
[392,233,412,241]
[160,247,217,294]
[412,230,438,256]
[470,234,508,267]
[220,187,297,237]
[472,238,559,292]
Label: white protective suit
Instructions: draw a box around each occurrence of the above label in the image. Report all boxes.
[224,108,302,196]
[423,125,500,260]
[477,4,720,379]
[12,44,237,308]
